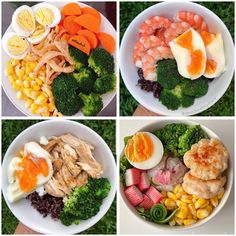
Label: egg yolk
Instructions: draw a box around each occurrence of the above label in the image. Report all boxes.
[176,30,204,76]
[16,155,49,192]
[17,10,35,31]
[29,24,45,39]
[205,59,217,74]
[200,31,215,46]
[125,133,153,162]
[35,8,54,26]
[7,36,28,56]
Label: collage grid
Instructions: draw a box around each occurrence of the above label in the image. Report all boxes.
[0,0,235,235]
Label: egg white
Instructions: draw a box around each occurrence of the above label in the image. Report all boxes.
[204,34,226,78]
[2,32,29,59]
[27,26,50,44]
[33,3,61,28]
[126,132,164,170]
[170,28,206,80]
[11,5,35,37]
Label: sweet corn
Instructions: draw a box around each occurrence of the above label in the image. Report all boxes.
[176,200,187,208]
[30,103,39,114]
[41,111,50,117]
[16,91,23,99]
[175,217,184,226]
[23,80,30,88]
[210,196,219,207]
[173,184,181,194]
[167,192,177,201]
[33,85,41,91]
[169,218,176,226]
[195,198,208,209]
[175,205,188,219]
[181,194,192,203]
[35,94,48,105]
[183,219,196,226]
[196,208,210,219]
[165,199,176,210]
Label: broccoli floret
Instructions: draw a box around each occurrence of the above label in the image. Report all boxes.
[52,73,83,116]
[157,59,182,89]
[60,178,111,225]
[93,74,116,94]
[178,125,206,155]
[181,76,209,97]
[88,48,114,76]
[69,46,88,71]
[181,95,195,108]
[73,68,96,94]
[79,92,103,116]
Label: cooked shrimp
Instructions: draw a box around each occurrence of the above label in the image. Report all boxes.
[141,46,173,81]
[133,35,166,67]
[164,21,191,45]
[175,11,208,31]
[139,16,172,37]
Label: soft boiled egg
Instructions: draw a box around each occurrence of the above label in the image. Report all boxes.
[170,28,206,80]
[12,5,35,37]
[27,23,50,44]
[200,31,226,78]
[2,32,29,59]
[124,132,164,170]
[7,142,53,203]
[33,3,61,28]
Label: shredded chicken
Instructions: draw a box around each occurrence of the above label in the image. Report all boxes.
[43,134,103,198]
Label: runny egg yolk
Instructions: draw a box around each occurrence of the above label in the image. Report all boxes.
[125,132,153,162]
[16,155,49,192]
[176,30,204,76]
[200,31,215,46]
[35,8,54,26]
[7,36,28,56]
[17,10,35,31]
[205,59,217,74]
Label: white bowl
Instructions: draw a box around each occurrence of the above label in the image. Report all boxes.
[1,1,116,117]
[2,120,116,234]
[119,120,233,230]
[120,1,234,116]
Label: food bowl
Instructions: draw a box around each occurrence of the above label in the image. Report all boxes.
[1,1,116,117]
[120,1,234,116]
[119,120,233,230]
[2,120,116,234]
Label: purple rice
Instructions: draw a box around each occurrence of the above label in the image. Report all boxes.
[27,192,64,219]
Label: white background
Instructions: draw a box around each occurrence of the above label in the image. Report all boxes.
[119,119,234,234]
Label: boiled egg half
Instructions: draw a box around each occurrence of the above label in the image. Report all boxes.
[200,31,226,78]
[2,32,29,59]
[33,3,61,28]
[11,5,35,37]
[7,142,53,203]
[124,132,164,170]
[170,28,206,80]
[27,23,50,44]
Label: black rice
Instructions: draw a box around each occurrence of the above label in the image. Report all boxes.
[137,68,163,98]
[27,192,64,219]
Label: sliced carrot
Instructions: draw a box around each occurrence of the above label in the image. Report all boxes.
[81,7,101,23]
[77,30,98,49]
[61,33,70,41]
[97,32,115,54]
[68,35,91,55]
[61,2,82,16]
[63,16,82,35]
[74,14,100,33]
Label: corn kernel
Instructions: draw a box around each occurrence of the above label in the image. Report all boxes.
[181,194,192,203]
[210,196,219,207]
[41,111,50,117]
[164,199,176,210]
[196,208,210,219]
[173,184,181,194]
[36,78,43,86]
[31,81,37,87]
[169,218,176,226]
[29,62,36,70]
[167,192,177,201]
[23,80,30,88]
[33,85,41,91]
[175,205,188,219]
[16,91,23,99]
[195,198,208,209]
[11,59,20,66]
[183,219,196,226]
[35,94,47,105]
[188,203,197,216]
[176,200,187,208]
[30,103,39,114]
[25,99,33,109]
[175,217,183,226]
[15,79,23,86]
[8,75,15,83]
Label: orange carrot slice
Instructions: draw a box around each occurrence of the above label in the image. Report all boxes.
[63,16,82,35]
[77,29,98,49]
[74,14,100,33]
[68,35,91,55]
[81,7,101,23]
[97,32,115,54]
[61,3,82,16]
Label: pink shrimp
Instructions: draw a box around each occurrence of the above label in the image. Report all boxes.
[139,16,172,37]
[175,11,209,31]
[163,21,191,45]
[133,35,166,67]
[141,46,173,81]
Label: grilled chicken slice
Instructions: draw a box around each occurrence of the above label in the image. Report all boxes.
[44,178,66,197]
[43,140,58,152]
[61,165,77,189]
[76,171,89,188]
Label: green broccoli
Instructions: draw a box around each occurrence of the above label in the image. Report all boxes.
[181,76,209,97]
[88,48,115,76]
[159,84,194,110]
[154,123,206,157]
[69,46,88,71]
[93,74,116,94]
[52,73,83,116]
[60,178,111,225]
[178,125,206,155]
[157,59,182,89]
[73,68,97,94]
[79,92,103,116]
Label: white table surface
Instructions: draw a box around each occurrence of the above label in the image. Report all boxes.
[119,119,234,234]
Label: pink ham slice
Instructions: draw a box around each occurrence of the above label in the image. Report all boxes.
[125,186,143,206]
